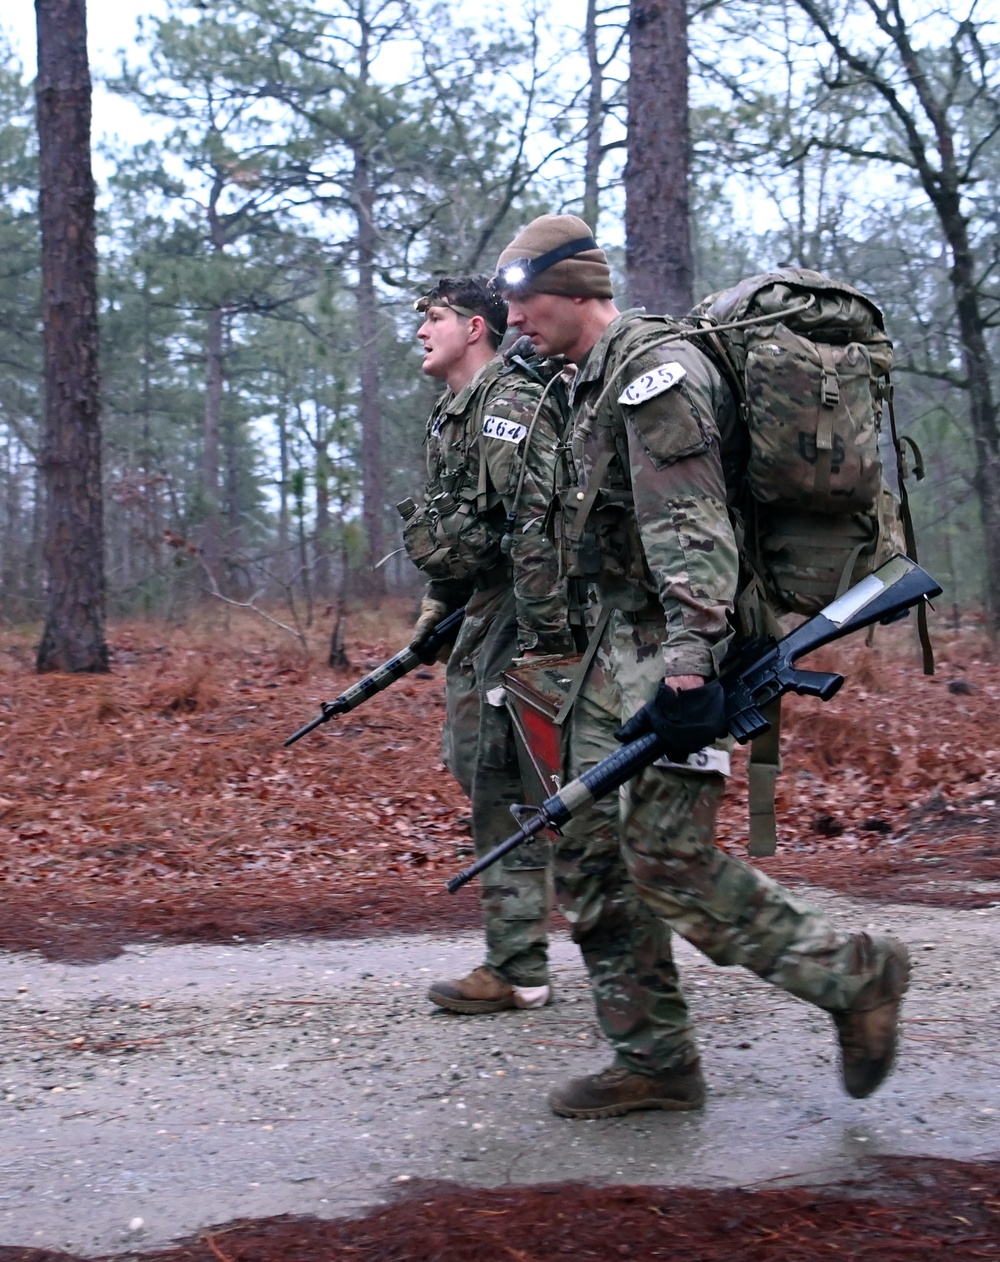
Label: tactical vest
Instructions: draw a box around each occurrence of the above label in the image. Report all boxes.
[400,355,568,584]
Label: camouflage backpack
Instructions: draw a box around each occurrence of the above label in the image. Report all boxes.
[686,269,930,853]
[687,268,925,631]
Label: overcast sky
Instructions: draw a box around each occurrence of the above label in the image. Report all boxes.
[6,1,168,148]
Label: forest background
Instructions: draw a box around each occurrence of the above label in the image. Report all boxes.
[1,0,998,637]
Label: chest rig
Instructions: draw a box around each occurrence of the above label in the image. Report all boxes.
[399,364,506,582]
[400,354,566,585]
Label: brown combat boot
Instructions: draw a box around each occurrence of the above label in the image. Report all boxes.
[428,966,551,1015]
[548,1061,705,1119]
[831,935,911,1099]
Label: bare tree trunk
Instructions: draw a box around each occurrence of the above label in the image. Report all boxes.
[294,472,313,629]
[277,395,291,582]
[624,0,693,315]
[313,406,331,601]
[959,348,1000,629]
[353,146,385,598]
[945,207,1000,629]
[34,0,108,673]
[223,406,242,592]
[328,579,349,669]
[140,269,160,615]
[2,441,21,615]
[352,4,385,598]
[582,0,604,231]
[202,303,224,583]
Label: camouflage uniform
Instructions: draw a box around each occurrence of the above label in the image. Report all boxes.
[554,312,901,1073]
[404,355,574,988]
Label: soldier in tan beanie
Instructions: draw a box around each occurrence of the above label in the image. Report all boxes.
[490,220,910,1119]
[494,214,613,299]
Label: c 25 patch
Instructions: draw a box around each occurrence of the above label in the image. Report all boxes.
[483,415,528,443]
[618,361,687,406]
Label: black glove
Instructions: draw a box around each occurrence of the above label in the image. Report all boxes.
[614,679,727,762]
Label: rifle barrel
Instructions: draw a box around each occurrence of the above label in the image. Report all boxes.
[283,712,329,748]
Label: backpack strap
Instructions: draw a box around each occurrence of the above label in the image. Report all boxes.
[690,320,749,418]
[566,449,615,540]
[501,369,567,549]
[748,698,783,857]
[553,603,614,727]
[886,384,935,675]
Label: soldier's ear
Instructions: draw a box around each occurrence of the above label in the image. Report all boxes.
[467,314,488,345]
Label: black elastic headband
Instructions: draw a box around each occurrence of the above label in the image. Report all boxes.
[493,236,600,291]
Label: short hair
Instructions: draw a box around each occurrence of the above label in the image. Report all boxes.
[416,276,508,350]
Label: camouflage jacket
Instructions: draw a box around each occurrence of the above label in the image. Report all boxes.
[404,355,575,655]
[558,310,741,680]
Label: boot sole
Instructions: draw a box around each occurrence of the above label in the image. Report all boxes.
[549,1095,705,1119]
[427,990,517,1015]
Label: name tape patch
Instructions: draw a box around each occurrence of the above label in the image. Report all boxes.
[483,415,528,444]
[654,746,731,777]
[618,361,687,407]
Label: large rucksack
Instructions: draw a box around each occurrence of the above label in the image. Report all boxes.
[685,268,930,852]
[687,268,924,629]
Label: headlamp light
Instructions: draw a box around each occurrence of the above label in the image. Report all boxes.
[498,263,528,289]
[492,235,599,293]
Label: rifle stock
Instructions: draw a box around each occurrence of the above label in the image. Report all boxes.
[283,607,465,747]
[447,555,940,893]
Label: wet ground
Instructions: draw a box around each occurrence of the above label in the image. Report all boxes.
[2,886,998,1256]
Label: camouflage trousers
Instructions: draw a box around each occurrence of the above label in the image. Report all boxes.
[553,607,897,1074]
[442,583,552,987]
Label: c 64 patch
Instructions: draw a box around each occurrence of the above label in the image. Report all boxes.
[483,415,528,444]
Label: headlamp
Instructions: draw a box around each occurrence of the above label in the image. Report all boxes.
[499,264,528,288]
[492,235,599,293]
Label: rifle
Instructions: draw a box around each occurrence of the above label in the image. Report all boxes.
[283,607,465,747]
[447,555,940,893]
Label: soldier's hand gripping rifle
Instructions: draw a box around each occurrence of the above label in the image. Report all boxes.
[447,555,941,893]
[283,608,465,747]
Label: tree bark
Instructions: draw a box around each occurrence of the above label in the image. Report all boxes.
[624,0,693,315]
[353,145,386,598]
[277,393,291,583]
[582,0,604,231]
[201,302,224,584]
[313,400,331,600]
[34,0,108,673]
[351,1,386,598]
[948,216,1000,630]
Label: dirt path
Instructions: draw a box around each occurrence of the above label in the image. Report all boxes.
[2,887,998,1256]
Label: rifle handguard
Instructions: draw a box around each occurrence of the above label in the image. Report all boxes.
[283,607,466,746]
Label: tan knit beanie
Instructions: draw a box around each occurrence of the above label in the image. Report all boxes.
[495,214,612,299]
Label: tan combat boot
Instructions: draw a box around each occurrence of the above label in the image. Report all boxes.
[831,935,911,1099]
[548,1061,705,1119]
[428,966,551,1015]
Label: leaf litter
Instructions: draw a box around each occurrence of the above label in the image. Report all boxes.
[0,1156,997,1262]
[0,610,997,964]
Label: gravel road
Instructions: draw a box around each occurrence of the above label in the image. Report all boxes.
[1,886,998,1255]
